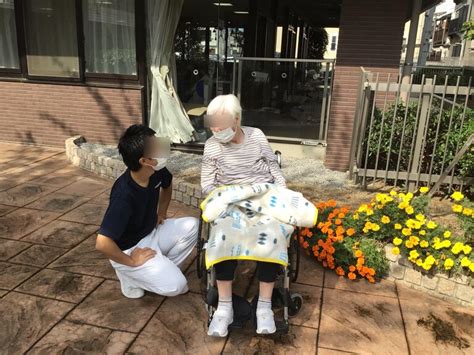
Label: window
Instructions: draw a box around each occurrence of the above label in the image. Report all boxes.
[83,0,137,75]
[452,44,461,58]
[330,35,337,51]
[0,0,20,69]
[24,0,80,78]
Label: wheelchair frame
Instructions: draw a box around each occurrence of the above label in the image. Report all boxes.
[195,151,303,334]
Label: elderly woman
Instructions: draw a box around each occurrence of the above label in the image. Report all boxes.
[201,94,286,337]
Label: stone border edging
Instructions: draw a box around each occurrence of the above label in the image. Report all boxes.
[384,244,473,306]
[65,136,473,307]
[65,136,202,208]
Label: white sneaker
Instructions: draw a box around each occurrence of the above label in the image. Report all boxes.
[256,308,276,334]
[120,280,145,299]
[207,309,233,337]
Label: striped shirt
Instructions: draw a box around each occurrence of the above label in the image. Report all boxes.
[201,126,286,195]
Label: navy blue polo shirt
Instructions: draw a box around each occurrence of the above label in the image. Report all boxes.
[99,168,173,250]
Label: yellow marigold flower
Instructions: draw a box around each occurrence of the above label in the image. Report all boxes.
[393,237,403,246]
[433,237,441,243]
[405,206,414,215]
[402,228,412,236]
[398,201,409,210]
[422,263,432,271]
[405,240,414,249]
[405,192,414,201]
[443,231,451,238]
[392,247,400,255]
[381,216,390,224]
[450,191,464,202]
[416,259,423,266]
[461,257,471,267]
[451,242,464,255]
[425,255,436,265]
[409,236,420,245]
[444,258,454,270]
[419,187,429,194]
[463,245,472,255]
[419,230,426,236]
[353,213,359,220]
[463,208,473,217]
[426,221,437,229]
[358,204,368,213]
[409,250,419,259]
[398,192,406,199]
[470,264,474,273]
[366,209,374,216]
[442,240,452,248]
[394,223,402,230]
[415,214,426,223]
[371,223,381,231]
[420,240,429,248]
[390,190,398,196]
[452,204,463,213]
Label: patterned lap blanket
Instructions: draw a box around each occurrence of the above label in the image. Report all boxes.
[200,183,318,269]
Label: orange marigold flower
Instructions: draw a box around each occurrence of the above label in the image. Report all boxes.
[313,251,319,257]
[368,268,375,276]
[316,202,326,210]
[327,199,337,208]
[349,265,356,272]
[355,250,363,258]
[329,264,335,269]
[328,246,335,254]
[341,207,350,214]
[348,272,356,280]
[336,226,345,235]
[302,241,309,249]
[336,266,345,276]
[338,212,345,219]
[335,219,342,225]
[367,276,375,283]
[327,228,334,235]
[346,228,355,236]
[337,235,344,242]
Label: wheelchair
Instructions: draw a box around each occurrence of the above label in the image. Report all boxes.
[196,151,303,334]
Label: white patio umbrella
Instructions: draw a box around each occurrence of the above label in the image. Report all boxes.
[147,0,195,143]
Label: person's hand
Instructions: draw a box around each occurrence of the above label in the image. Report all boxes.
[130,247,156,267]
[157,213,167,225]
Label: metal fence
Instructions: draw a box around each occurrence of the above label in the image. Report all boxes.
[349,67,474,193]
[232,57,334,144]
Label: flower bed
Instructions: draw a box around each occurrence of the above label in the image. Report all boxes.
[299,188,474,305]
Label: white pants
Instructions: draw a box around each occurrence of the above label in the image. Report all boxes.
[110,217,199,297]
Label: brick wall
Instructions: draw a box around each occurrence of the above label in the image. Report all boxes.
[325,0,409,171]
[0,81,143,147]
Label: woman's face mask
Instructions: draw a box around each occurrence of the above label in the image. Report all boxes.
[205,113,238,143]
[213,127,236,143]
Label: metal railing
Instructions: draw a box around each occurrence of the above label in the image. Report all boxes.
[232,57,335,144]
[349,67,474,192]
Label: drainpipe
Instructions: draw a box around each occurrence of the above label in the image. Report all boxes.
[401,0,422,102]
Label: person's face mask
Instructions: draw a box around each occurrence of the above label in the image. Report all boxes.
[150,157,167,171]
[213,127,236,143]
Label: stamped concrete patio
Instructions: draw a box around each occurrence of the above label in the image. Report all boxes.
[0,142,473,354]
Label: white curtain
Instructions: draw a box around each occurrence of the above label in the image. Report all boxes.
[147,0,195,143]
[0,0,20,69]
[83,0,136,75]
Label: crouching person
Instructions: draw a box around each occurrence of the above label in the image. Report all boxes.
[96,124,198,298]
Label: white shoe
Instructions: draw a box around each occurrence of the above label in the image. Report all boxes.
[207,309,233,337]
[256,308,276,334]
[120,280,145,299]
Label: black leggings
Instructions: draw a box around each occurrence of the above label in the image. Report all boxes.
[214,260,280,283]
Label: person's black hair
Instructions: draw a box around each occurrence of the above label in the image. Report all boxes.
[118,124,156,171]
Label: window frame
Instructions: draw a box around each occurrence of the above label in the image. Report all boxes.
[0,0,23,76]
[0,0,144,87]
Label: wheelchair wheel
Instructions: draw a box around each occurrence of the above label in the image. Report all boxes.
[196,219,209,279]
[288,231,300,283]
[288,293,303,317]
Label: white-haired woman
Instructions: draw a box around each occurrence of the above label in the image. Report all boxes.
[201,94,286,337]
